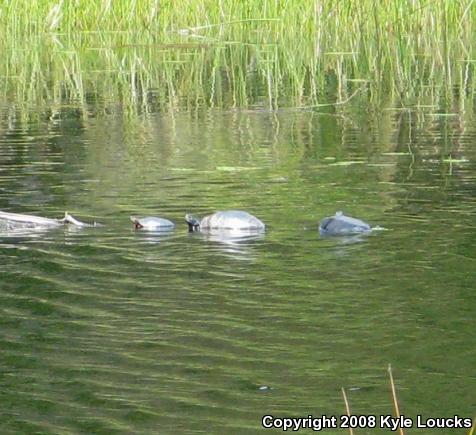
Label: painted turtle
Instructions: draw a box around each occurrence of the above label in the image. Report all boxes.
[185,210,265,232]
[130,216,175,231]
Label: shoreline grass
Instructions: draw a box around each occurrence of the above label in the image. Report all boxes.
[1,1,476,113]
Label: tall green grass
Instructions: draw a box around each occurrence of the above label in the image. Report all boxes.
[1,0,476,113]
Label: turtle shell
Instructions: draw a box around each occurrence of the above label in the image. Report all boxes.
[131,216,175,230]
[319,211,371,235]
[200,210,265,230]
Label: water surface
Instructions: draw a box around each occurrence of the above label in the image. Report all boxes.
[1,102,475,434]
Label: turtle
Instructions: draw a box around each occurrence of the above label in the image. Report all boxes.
[319,211,371,235]
[185,210,265,232]
[130,216,175,231]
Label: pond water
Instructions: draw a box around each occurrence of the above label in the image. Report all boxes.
[1,100,475,434]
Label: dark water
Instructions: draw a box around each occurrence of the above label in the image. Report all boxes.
[1,102,475,434]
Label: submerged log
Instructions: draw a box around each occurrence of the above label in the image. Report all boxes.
[0,211,98,230]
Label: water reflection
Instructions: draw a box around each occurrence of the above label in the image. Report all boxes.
[0,226,55,242]
[189,229,265,260]
[320,233,371,245]
[130,228,177,245]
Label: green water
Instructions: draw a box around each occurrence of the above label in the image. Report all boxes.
[0,99,475,434]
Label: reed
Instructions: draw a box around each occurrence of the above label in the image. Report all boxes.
[388,364,405,435]
[341,387,354,435]
[1,1,476,113]
[343,367,474,435]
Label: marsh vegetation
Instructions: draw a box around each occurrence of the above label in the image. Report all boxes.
[1,0,476,114]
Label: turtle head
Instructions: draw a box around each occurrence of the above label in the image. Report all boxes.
[318,217,333,233]
[185,214,200,232]
[130,216,143,229]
